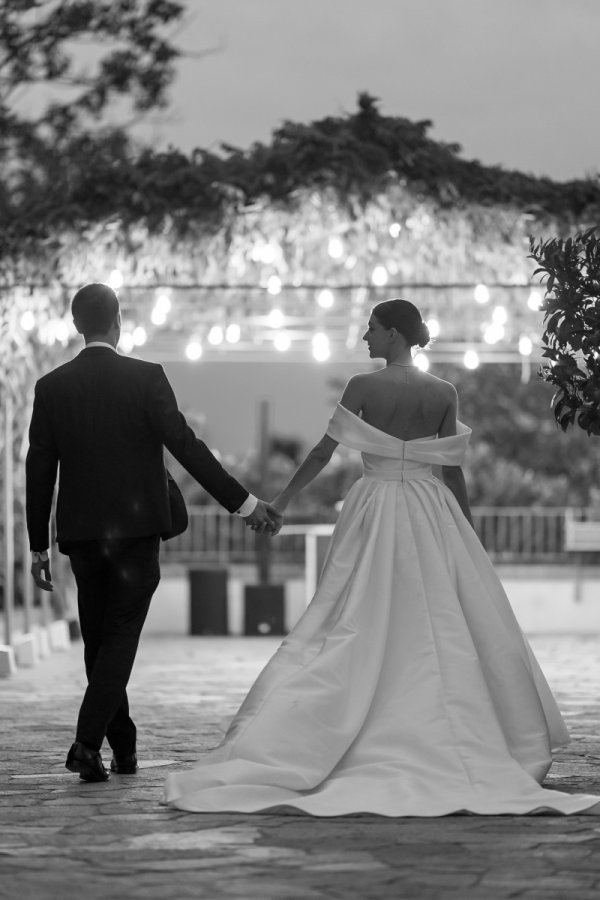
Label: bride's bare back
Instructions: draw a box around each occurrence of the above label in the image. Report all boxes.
[343,367,457,442]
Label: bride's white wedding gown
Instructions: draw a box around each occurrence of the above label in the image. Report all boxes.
[164,404,600,816]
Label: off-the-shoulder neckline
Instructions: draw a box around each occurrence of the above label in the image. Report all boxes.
[334,403,437,443]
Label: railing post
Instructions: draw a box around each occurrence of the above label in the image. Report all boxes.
[2,388,15,645]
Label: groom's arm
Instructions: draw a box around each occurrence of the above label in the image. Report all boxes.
[26,381,59,554]
[146,364,252,514]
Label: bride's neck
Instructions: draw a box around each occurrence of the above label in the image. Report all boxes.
[386,353,413,367]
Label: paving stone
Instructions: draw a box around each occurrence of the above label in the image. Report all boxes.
[1,634,600,899]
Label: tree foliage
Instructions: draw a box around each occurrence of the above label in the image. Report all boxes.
[0,0,185,267]
[530,227,600,435]
[1,0,184,141]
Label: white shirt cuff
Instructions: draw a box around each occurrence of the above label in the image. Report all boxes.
[236,494,258,517]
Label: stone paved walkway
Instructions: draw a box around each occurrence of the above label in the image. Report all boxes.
[1,634,600,900]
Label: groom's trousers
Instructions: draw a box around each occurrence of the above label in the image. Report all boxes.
[67,535,161,754]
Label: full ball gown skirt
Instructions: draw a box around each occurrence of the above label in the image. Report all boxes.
[164,405,600,815]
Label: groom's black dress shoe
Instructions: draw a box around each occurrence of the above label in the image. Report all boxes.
[110,752,138,774]
[65,742,109,782]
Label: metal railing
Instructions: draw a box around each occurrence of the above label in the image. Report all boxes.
[162,505,589,567]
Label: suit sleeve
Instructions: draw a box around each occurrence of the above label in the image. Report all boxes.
[26,382,59,551]
[147,365,249,514]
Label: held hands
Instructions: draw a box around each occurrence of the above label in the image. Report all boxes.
[243,499,284,536]
[31,558,54,592]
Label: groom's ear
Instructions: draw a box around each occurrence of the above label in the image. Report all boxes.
[73,317,84,335]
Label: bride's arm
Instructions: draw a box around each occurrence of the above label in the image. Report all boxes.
[271,377,365,512]
[270,433,338,512]
[439,387,474,527]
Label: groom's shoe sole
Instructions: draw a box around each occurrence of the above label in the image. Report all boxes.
[65,742,110,782]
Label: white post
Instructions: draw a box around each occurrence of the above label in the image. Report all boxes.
[2,388,15,645]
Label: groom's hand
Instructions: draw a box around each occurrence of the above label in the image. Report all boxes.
[31,558,54,592]
[243,500,283,536]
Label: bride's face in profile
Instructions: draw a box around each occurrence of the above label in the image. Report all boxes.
[363,315,390,359]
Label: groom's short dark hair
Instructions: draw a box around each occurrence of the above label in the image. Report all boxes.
[72,283,119,336]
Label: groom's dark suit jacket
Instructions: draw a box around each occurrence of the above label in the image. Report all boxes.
[26,346,249,552]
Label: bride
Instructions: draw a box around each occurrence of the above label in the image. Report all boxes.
[164,298,600,816]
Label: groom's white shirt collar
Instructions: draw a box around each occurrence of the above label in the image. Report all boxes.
[85,341,117,351]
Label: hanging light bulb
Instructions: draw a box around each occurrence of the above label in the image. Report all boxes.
[527,290,543,311]
[208,325,224,346]
[185,340,203,361]
[20,310,35,331]
[119,332,135,353]
[267,274,282,295]
[312,332,330,362]
[54,320,70,343]
[492,305,508,325]
[519,335,533,356]
[389,222,402,238]
[226,323,241,343]
[414,352,429,371]
[483,323,505,344]
[267,308,284,329]
[328,237,344,259]
[260,243,277,264]
[426,317,440,338]
[317,289,334,309]
[371,265,389,287]
[132,326,147,346]
[464,349,480,369]
[151,307,167,326]
[274,333,291,352]
[153,291,171,318]
[108,269,123,290]
[474,284,490,304]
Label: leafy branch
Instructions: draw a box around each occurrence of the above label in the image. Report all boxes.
[530,226,600,434]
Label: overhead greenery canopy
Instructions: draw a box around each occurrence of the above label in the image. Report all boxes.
[3,91,600,262]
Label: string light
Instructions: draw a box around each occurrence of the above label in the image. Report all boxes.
[464,349,480,369]
[267,308,284,329]
[151,307,167,326]
[208,325,224,346]
[519,335,533,356]
[483,323,504,344]
[132,326,147,346]
[226,323,241,343]
[20,311,35,331]
[185,340,203,361]
[317,289,334,309]
[312,332,330,362]
[492,305,508,325]
[154,291,171,315]
[267,275,282,295]
[152,291,171,324]
[414,352,429,371]
[527,290,543,311]
[119,332,134,354]
[426,317,440,338]
[274,333,291,352]
[474,284,490,304]
[54,320,70,343]
[328,237,344,259]
[389,222,402,238]
[371,265,388,287]
[108,269,123,290]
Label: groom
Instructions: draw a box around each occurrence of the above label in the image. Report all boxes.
[26,282,282,783]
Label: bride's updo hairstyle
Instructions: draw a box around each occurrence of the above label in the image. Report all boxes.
[372,298,430,348]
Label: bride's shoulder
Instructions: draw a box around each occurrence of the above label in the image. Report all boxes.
[422,371,457,396]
